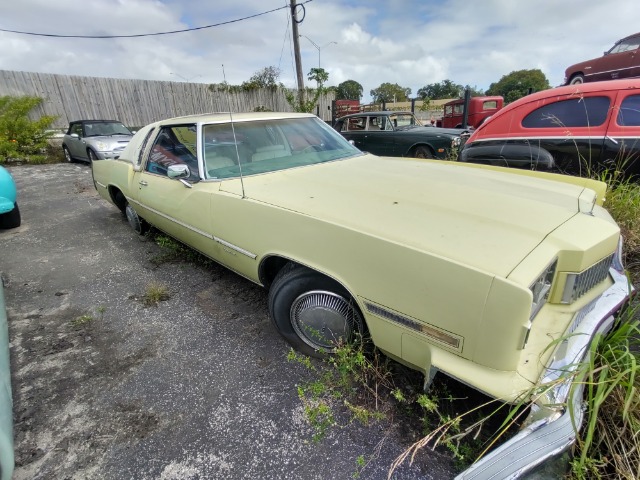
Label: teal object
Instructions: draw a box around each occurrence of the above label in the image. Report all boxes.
[0,167,17,215]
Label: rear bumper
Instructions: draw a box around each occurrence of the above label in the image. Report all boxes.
[456,264,632,480]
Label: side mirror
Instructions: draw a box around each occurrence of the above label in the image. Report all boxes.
[167,164,190,179]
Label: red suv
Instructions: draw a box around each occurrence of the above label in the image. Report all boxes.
[565,32,640,85]
[460,79,640,177]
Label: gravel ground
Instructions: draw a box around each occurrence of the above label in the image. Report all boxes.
[0,163,456,479]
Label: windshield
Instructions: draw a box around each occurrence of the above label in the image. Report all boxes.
[85,122,132,137]
[202,117,361,180]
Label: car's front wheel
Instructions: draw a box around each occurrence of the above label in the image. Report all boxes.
[63,146,73,163]
[0,202,21,229]
[87,149,98,163]
[268,264,364,357]
[569,74,584,85]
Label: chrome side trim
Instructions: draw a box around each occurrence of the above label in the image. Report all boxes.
[127,198,213,240]
[95,181,107,189]
[456,267,632,480]
[213,237,257,259]
[470,134,640,142]
[364,301,462,350]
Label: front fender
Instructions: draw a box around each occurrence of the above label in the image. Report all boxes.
[461,143,555,169]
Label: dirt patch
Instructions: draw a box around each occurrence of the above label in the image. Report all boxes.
[9,298,160,478]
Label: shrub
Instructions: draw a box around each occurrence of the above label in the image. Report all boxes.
[0,96,57,164]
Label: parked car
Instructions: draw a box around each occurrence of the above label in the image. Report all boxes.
[62,120,134,163]
[460,79,640,177]
[438,96,503,129]
[92,111,631,478]
[334,111,462,159]
[565,32,640,85]
[0,166,20,229]
[0,279,14,480]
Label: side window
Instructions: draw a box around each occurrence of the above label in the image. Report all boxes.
[444,106,453,116]
[522,97,610,128]
[453,104,464,115]
[346,117,366,131]
[617,95,640,126]
[483,101,497,110]
[367,116,379,131]
[146,125,199,180]
[70,124,83,136]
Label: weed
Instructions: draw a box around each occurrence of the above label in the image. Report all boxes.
[142,282,170,307]
[149,232,213,268]
[71,314,93,327]
[352,454,366,478]
[568,308,640,480]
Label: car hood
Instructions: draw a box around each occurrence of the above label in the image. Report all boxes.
[235,155,588,277]
[84,135,132,146]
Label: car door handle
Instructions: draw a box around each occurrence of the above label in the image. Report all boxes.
[139,180,148,186]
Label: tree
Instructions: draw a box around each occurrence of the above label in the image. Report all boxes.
[417,80,464,100]
[369,83,411,103]
[335,80,363,101]
[486,69,551,103]
[463,85,485,97]
[307,67,329,87]
[242,66,281,89]
[0,96,56,163]
[285,68,330,113]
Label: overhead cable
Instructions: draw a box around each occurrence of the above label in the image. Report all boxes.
[0,0,312,39]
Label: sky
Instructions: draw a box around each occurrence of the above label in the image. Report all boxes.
[0,0,638,103]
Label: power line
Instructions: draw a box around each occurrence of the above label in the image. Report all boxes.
[0,1,312,39]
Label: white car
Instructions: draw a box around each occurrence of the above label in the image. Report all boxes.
[62,120,134,163]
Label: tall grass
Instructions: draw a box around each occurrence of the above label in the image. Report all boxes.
[569,309,640,480]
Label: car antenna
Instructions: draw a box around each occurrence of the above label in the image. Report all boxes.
[222,64,246,199]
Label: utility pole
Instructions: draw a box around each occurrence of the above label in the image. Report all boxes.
[290,0,305,106]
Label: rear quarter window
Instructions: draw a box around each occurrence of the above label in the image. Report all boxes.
[617,95,640,126]
[522,96,610,128]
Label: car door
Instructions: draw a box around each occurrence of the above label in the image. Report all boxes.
[360,115,396,155]
[338,116,368,151]
[516,94,614,173]
[133,124,218,255]
[67,123,87,160]
[603,91,640,176]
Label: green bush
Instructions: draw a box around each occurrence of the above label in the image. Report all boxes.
[0,96,57,164]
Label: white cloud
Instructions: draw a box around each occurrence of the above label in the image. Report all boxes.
[0,0,638,103]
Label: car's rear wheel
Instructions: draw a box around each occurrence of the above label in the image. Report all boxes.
[569,74,584,85]
[0,202,21,229]
[413,146,434,159]
[125,202,148,235]
[63,146,73,163]
[268,263,364,357]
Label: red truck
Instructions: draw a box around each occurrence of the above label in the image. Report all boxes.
[438,96,504,129]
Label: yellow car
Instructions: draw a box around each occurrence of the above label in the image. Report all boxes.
[92,112,632,478]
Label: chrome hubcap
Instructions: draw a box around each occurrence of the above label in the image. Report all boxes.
[290,290,362,350]
[125,204,142,233]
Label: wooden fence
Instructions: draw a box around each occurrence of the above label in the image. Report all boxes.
[0,70,335,130]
